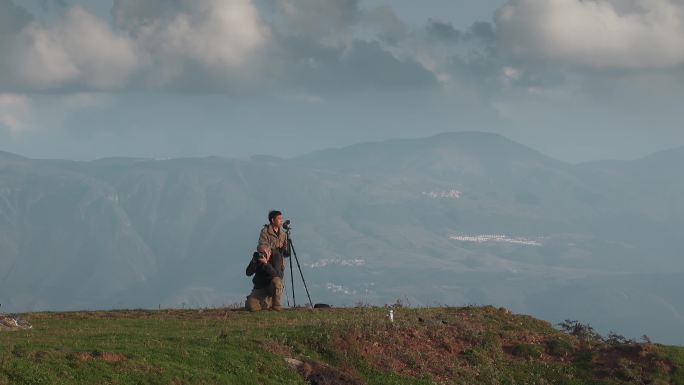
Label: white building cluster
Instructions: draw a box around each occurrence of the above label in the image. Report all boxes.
[422,189,462,199]
[450,234,542,246]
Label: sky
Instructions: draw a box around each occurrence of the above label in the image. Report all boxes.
[1,0,683,163]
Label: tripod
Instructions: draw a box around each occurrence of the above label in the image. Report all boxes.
[285,227,313,308]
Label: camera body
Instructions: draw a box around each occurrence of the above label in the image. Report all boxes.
[253,251,267,260]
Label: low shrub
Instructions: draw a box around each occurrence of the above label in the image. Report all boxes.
[512,344,543,359]
[548,338,575,357]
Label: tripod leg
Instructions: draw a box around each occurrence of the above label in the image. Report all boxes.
[289,240,313,309]
[289,243,295,307]
[283,278,290,307]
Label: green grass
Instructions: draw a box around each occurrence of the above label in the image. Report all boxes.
[656,345,684,384]
[1,316,297,385]
[1,307,682,385]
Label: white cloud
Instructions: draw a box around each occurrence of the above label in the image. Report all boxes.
[275,0,359,39]
[9,6,141,90]
[114,0,269,77]
[3,0,268,91]
[501,67,521,87]
[496,0,684,69]
[0,0,438,94]
[0,94,30,134]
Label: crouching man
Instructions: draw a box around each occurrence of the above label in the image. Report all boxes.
[245,244,284,311]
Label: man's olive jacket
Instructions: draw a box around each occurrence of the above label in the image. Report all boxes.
[258,225,288,253]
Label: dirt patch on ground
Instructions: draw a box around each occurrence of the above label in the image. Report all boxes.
[72,351,128,362]
[327,310,573,383]
[100,352,128,362]
[261,340,294,357]
[286,358,365,385]
[73,352,93,361]
[333,324,470,381]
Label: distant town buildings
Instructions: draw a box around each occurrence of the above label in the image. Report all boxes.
[450,234,542,246]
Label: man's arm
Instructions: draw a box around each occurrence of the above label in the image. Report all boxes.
[257,227,270,248]
[259,262,278,278]
[246,259,258,276]
[270,251,284,275]
[282,232,290,257]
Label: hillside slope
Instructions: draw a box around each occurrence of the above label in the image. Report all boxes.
[1,306,683,385]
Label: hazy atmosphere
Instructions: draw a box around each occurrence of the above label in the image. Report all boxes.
[2,0,684,346]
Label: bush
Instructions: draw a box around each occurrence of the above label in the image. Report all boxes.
[605,331,635,346]
[512,344,543,359]
[548,338,575,357]
[459,348,490,366]
[557,320,603,342]
[481,332,503,351]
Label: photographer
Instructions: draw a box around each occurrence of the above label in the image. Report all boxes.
[245,244,284,311]
[258,210,288,258]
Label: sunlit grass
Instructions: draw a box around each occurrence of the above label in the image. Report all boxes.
[1,306,682,384]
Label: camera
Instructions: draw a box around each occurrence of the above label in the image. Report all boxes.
[253,251,266,259]
[283,219,291,230]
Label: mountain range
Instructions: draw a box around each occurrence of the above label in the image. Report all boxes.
[1,132,682,343]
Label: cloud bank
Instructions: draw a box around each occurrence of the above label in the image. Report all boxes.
[112,0,269,78]
[496,0,684,69]
[0,0,437,93]
[0,0,270,91]
[8,6,140,90]
[2,0,684,95]
[0,93,29,134]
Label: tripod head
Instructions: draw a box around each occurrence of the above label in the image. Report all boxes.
[283,219,292,231]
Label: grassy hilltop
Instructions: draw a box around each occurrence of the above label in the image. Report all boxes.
[1,306,683,385]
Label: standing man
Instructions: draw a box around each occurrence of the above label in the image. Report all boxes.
[258,210,288,258]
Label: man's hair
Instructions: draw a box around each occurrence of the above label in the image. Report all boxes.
[268,210,282,224]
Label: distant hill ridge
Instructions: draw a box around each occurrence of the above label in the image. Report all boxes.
[295,131,565,171]
[2,131,682,165]
[1,132,683,345]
